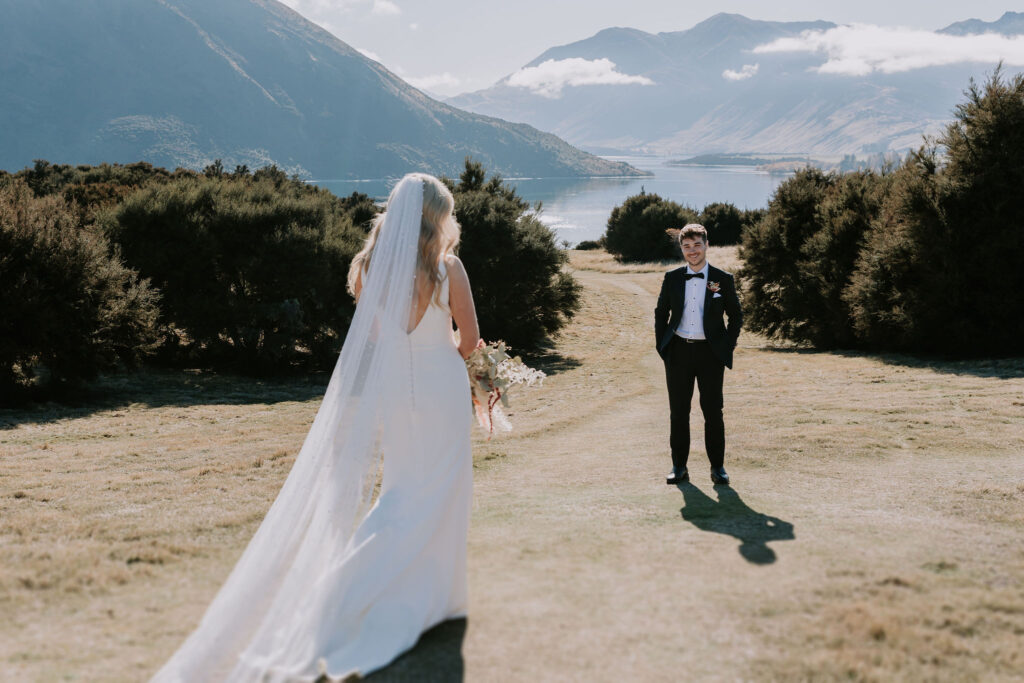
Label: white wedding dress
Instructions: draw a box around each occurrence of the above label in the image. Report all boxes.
[151,176,473,681]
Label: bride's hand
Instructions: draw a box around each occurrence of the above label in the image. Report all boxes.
[461,338,484,359]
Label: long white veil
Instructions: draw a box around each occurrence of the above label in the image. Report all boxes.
[151,175,425,682]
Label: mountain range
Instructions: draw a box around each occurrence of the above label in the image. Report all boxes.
[0,0,641,178]
[448,12,1024,157]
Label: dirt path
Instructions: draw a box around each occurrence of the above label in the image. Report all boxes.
[2,254,1023,681]
[438,263,1024,682]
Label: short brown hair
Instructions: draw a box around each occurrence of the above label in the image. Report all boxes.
[674,223,707,245]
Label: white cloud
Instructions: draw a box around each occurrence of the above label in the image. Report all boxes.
[754,24,1024,76]
[372,0,401,16]
[723,63,759,81]
[507,58,654,98]
[406,72,461,91]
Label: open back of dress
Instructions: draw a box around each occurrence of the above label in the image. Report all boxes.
[244,265,473,681]
[150,179,473,682]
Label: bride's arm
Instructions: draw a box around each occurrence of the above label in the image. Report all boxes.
[446,255,482,358]
[352,269,362,302]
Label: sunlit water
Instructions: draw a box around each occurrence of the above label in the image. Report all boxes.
[312,156,790,245]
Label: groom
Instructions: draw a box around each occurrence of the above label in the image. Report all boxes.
[654,224,743,486]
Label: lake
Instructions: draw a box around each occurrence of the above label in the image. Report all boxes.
[312,156,790,245]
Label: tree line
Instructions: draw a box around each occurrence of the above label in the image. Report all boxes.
[0,159,579,403]
[589,193,763,258]
[601,70,1023,358]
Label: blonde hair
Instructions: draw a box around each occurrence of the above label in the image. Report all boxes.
[347,173,460,305]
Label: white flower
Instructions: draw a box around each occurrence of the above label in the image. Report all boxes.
[463,340,545,436]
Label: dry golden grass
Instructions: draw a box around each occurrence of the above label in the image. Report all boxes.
[2,249,1023,682]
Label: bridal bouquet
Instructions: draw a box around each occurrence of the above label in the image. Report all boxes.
[463,339,545,437]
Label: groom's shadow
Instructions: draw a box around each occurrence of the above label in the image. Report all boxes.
[354,618,466,682]
[677,483,794,565]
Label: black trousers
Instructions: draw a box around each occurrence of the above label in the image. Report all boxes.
[664,336,725,470]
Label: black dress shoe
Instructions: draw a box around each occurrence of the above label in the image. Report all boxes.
[710,467,730,485]
[666,467,689,484]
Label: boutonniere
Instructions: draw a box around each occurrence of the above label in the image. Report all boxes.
[707,281,721,293]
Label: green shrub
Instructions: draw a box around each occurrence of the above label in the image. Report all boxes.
[101,175,365,372]
[0,181,160,400]
[739,168,835,342]
[741,207,767,235]
[62,182,140,225]
[16,160,180,198]
[741,70,1024,357]
[337,191,379,232]
[933,69,1024,355]
[844,70,1024,356]
[574,238,604,250]
[450,160,581,352]
[739,169,891,348]
[604,192,698,262]
[798,171,890,347]
[845,70,1024,356]
[698,202,765,246]
[699,202,744,245]
[5,156,586,379]
[843,153,949,351]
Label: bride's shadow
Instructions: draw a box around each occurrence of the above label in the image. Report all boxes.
[677,483,794,564]
[351,618,466,682]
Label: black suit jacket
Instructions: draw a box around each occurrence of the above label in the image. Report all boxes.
[654,264,743,368]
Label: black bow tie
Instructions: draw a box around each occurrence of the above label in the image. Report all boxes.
[682,272,705,280]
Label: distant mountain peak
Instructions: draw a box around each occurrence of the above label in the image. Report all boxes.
[592,26,652,38]
[940,11,1024,36]
[678,12,833,35]
[691,12,758,28]
[447,11,1022,159]
[0,0,644,178]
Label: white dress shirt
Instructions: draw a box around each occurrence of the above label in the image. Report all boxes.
[674,262,709,340]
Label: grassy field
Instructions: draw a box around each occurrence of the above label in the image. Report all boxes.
[2,247,1023,682]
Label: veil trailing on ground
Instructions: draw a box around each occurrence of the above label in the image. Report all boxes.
[152,175,425,682]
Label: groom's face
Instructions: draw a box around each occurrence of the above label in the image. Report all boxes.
[681,237,707,270]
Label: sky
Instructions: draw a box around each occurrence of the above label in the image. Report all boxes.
[276,1,1020,96]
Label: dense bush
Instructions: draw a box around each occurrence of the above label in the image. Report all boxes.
[0,181,160,400]
[694,203,766,246]
[847,72,1024,356]
[741,70,1024,356]
[101,175,365,372]
[16,159,181,198]
[740,168,896,347]
[843,154,948,351]
[699,202,744,245]
[336,191,379,232]
[604,191,698,262]
[2,155,588,387]
[918,70,1024,355]
[574,238,604,250]
[62,182,141,225]
[742,207,767,233]
[739,168,835,342]
[801,171,891,347]
[449,160,581,352]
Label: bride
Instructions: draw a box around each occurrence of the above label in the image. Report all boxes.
[151,173,481,682]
